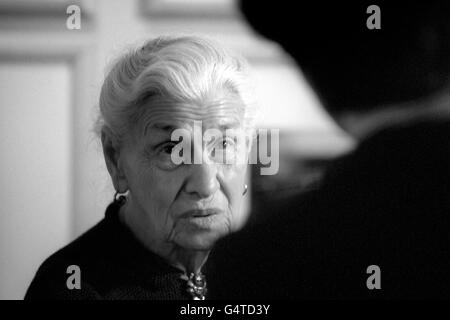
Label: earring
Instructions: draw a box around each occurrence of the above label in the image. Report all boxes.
[243,184,248,196]
[114,190,128,206]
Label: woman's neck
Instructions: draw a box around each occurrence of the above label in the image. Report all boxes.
[168,248,210,275]
[118,201,210,275]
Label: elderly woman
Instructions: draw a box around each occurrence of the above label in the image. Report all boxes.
[25,36,257,300]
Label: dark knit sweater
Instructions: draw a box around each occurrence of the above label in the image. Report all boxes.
[25,201,200,300]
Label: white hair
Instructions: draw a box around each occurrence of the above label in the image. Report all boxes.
[97,35,258,145]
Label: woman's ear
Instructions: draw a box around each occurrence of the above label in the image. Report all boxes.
[101,129,128,193]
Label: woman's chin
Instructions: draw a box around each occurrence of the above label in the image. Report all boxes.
[175,229,228,250]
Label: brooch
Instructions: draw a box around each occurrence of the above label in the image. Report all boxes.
[184,272,207,300]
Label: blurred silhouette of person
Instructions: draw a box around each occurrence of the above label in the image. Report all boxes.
[209,1,450,299]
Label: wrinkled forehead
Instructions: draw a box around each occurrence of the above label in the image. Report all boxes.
[137,94,246,137]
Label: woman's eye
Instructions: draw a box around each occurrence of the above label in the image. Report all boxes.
[160,142,176,155]
[152,142,181,171]
[220,138,235,149]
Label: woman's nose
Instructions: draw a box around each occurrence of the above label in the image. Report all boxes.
[184,163,219,199]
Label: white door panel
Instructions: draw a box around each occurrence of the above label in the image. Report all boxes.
[0,62,72,300]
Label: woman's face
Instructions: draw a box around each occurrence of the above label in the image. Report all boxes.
[119,90,249,251]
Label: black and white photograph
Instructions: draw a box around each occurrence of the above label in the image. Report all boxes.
[0,0,449,307]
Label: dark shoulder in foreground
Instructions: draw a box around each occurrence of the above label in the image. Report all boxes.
[209,190,323,299]
[209,120,450,299]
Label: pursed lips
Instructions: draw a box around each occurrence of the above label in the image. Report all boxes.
[180,208,221,219]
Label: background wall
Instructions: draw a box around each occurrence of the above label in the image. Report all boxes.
[0,0,353,299]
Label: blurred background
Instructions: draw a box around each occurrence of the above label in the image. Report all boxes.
[0,0,354,299]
